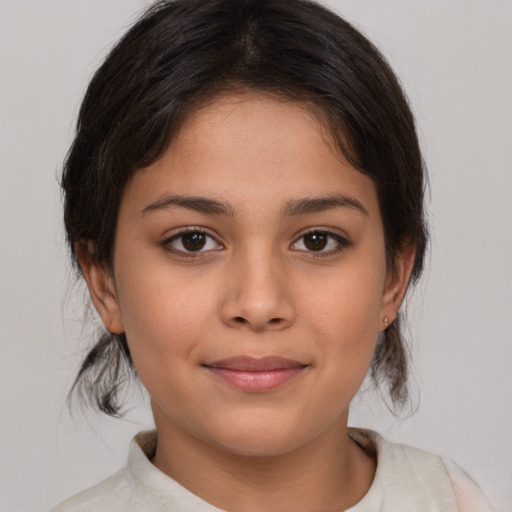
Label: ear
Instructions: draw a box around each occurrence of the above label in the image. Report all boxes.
[75,241,124,334]
[379,242,416,331]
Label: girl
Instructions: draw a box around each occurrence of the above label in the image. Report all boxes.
[53,0,495,510]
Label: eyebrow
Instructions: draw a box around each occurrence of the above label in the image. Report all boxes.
[141,192,368,218]
[142,194,236,216]
[281,194,368,217]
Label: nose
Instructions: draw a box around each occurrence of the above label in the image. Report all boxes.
[220,249,295,332]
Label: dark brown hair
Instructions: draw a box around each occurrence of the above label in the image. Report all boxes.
[63,0,428,416]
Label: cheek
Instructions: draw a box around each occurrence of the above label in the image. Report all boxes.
[115,266,218,364]
[312,266,384,333]
[306,258,385,368]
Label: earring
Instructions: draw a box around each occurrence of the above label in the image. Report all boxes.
[384,316,389,329]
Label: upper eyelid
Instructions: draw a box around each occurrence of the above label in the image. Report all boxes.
[162,228,224,253]
[164,226,221,242]
[290,229,352,256]
[292,227,350,242]
[162,226,350,247]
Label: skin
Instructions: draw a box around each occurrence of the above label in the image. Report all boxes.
[79,93,415,511]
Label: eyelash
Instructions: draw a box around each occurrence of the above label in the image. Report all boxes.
[162,228,351,259]
[163,228,223,259]
[290,229,351,258]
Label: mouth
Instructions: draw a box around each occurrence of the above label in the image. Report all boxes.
[202,356,309,392]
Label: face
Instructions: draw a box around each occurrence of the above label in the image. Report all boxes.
[83,93,409,457]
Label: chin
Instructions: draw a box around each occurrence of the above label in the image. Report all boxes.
[204,411,318,458]
[216,433,304,458]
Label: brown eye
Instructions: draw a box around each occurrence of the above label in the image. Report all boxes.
[303,232,328,251]
[165,229,222,255]
[181,232,207,251]
[290,230,348,255]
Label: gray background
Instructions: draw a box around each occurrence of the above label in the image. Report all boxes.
[0,1,511,510]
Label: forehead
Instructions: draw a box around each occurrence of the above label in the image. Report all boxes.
[177,92,336,160]
[125,92,381,221]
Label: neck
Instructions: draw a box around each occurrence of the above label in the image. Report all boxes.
[151,411,375,511]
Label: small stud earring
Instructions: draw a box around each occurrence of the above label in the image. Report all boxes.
[384,316,389,328]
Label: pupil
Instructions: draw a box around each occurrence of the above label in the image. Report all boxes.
[304,232,327,251]
[182,232,206,251]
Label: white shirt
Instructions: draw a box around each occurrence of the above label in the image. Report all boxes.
[52,429,495,511]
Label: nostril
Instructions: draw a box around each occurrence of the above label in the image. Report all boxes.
[234,316,246,324]
[268,317,284,325]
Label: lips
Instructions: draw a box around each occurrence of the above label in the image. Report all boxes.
[203,356,308,391]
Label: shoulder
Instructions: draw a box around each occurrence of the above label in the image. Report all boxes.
[348,428,495,511]
[51,430,224,512]
[443,457,496,512]
[50,467,133,512]
[350,427,451,480]
[50,431,155,512]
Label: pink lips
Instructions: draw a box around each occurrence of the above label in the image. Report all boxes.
[203,356,308,391]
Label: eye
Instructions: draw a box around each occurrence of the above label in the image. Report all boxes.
[290,230,348,255]
[164,229,223,255]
